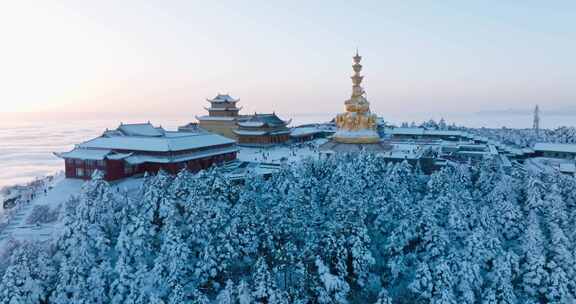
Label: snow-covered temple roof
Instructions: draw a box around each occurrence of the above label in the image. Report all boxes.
[196,115,237,121]
[290,125,336,137]
[522,147,535,154]
[237,113,290,128]
[56,122,236,158]
[559,163,576,173]
[207,94,239,103]
[55,148,133,161]
[79,133,234,152]
[177,123,212,134]
[124,146,239,165]
[56,148,114,160]
[534,143,576,154]
[118,122,165,137]
[232,129,290,136]
[237,121,265,128]
[233,129,268,136]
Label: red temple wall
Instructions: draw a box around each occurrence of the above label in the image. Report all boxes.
[64,151,238,181]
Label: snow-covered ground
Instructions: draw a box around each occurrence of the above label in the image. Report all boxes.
[237,139,327,164]
[0,175,144,253]
[0,176,82,248]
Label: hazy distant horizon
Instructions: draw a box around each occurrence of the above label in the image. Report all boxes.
[5,104,576,118]
[0,108,573,130]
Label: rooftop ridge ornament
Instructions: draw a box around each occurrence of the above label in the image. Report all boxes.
[333,51,380,144]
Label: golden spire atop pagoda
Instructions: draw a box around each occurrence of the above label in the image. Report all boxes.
[334,51,380,144]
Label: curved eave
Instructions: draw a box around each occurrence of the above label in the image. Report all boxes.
[205,107,241,111]
[206,98,240,103]
[269,130,291,135]
[53,150,133,161]
[232,129,268,136]
[196,115,237,121]
[237,122,266,128]
[107,152,134,160]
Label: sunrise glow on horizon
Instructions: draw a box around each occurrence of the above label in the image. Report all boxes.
[1,1,575,116]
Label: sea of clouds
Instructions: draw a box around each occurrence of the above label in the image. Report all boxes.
[0,112,573,189]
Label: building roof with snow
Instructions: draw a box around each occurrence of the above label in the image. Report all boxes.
[233,113,292,146]
[117,122,165,137]
[534,143,576,154]
[237,113,290,129]
[207,94,239,103]
[122,145,239,165]
[559,163,576,174]
[290,125,336,138]
[178,122,209,133]
[56,148,116,161]
[77,133,234,152]
[58,123,236,157]
[55,123,239,181]
[196,115,238,122]
[234,113,291,137]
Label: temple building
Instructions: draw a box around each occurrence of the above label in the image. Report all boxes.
[196,94,246,139]
[233,113,291,146]
[533,143,576,160]
[55,122,237,181]
[321,51,390,153]
[192,93,292,146]
[290,124,336,142]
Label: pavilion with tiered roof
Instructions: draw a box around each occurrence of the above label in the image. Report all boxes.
[196,93,246,139]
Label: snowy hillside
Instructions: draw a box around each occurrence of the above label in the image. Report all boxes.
[0,175,144,254]
[1,153,576,303]
[0,141,324,251]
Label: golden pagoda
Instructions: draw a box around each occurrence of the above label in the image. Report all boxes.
[334,51,380,144]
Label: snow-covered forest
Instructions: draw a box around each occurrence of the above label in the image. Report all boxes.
[464,126,576,148]
[407,119,576,148]
[1,153,576,303]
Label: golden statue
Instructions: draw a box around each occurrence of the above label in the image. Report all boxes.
[334,51,380,144]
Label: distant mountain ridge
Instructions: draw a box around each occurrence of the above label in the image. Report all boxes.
[476,106,576,116]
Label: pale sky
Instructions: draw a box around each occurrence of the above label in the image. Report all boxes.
[0,0,575,117]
